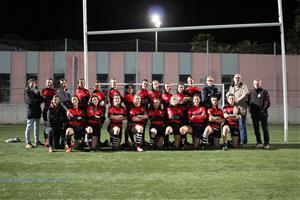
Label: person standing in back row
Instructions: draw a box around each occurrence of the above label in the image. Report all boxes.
[249,78,271,149]
[24,79,44,148]
[226,74,249,147]
[41,78,56,147]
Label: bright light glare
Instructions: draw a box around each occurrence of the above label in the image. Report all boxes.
[151,14,161,27]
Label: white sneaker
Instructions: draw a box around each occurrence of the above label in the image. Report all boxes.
[256,143,263,149]
[264,144,270,149]
[136,146,144,152]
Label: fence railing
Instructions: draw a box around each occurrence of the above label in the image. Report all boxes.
[0,38,286,54]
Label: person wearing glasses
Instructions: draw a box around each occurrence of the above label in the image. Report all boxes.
[202,75,221,107]
[226,74,249,147]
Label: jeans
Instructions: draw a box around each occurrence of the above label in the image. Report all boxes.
[239,115,248,145]
[45,126,62,148]
[25,118,40,144]
[252,114,270,145]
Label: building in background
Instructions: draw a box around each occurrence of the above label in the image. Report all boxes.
[0,51,299,123]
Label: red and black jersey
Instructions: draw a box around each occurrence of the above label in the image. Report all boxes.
[174,93,189,112]
[109,88,122,104]
[188,105,207,125]
[108,105,126,127]
[148,108,165,125]
[161,92,172,107]
[223,105,239,128]
[92,90,106,102]
[137,88,150,106]
[67,108,86,126]
[167,105,185,124]
[185,86,202,97]
[92,90,106,114]
[124,93,134,107]
[76,88,90,108]
[174,93,189,106]
[130,105,148,126]
[41,88,56,109]
[124,93,134,118]
[148,90,162,102]
[87,105,104,125]
[207,107,224,130]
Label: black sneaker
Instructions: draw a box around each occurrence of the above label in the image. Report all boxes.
[34,141,44,147]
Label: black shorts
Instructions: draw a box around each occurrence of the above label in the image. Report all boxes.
[190,123,205,138]
[69,124,85,140]
[149,124,165,137]
[167,122,183,135]
[211,128,221,139]
[229,126,239,137]
[89,123,102,137]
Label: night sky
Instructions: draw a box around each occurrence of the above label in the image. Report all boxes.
[0,0,296,43]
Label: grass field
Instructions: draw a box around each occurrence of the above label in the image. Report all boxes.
[0,124,299,199]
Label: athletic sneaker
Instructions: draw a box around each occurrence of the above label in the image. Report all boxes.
[136,146,144,152]
[66,147,72,153]
[48,147,54,153]
[33,141,43,147]
[25,143,33,148]
[256,143,263,149]
[223,144,228,151]
[264,144,270,149]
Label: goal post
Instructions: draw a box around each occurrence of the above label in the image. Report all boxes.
[82,0,288,142]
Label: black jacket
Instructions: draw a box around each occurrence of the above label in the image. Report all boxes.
[202,83,221,107]
[24,87,44,119]
[46,105,67,127]
[249,88,270,117]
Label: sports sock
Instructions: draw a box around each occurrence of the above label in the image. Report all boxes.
[136,132,143,146]
[149,136,155,146]
[181,135,187,145]
[66,134,72,147]
[111,135,118,150]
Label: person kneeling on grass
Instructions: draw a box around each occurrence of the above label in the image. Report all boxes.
[222,94,241,150]
[85,95,106,150]
[186,94,207,149]
[65,96,89,153]
[148,98,165,149]
[45,95,66,152]
[202,96,225,149]
[130,95,148,152]
[165,95,186,149]
[123,84,135,148]
[108,94,127,150]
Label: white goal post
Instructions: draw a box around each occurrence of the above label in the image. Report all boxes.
[82,0,288,143]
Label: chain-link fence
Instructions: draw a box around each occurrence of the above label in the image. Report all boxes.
[0,38,285,54]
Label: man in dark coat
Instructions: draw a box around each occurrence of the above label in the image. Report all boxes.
[249,78,271,149]
[202,75,221,107]
[24,79,44,148]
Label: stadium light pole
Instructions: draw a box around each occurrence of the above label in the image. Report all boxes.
[151,14,161,52]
